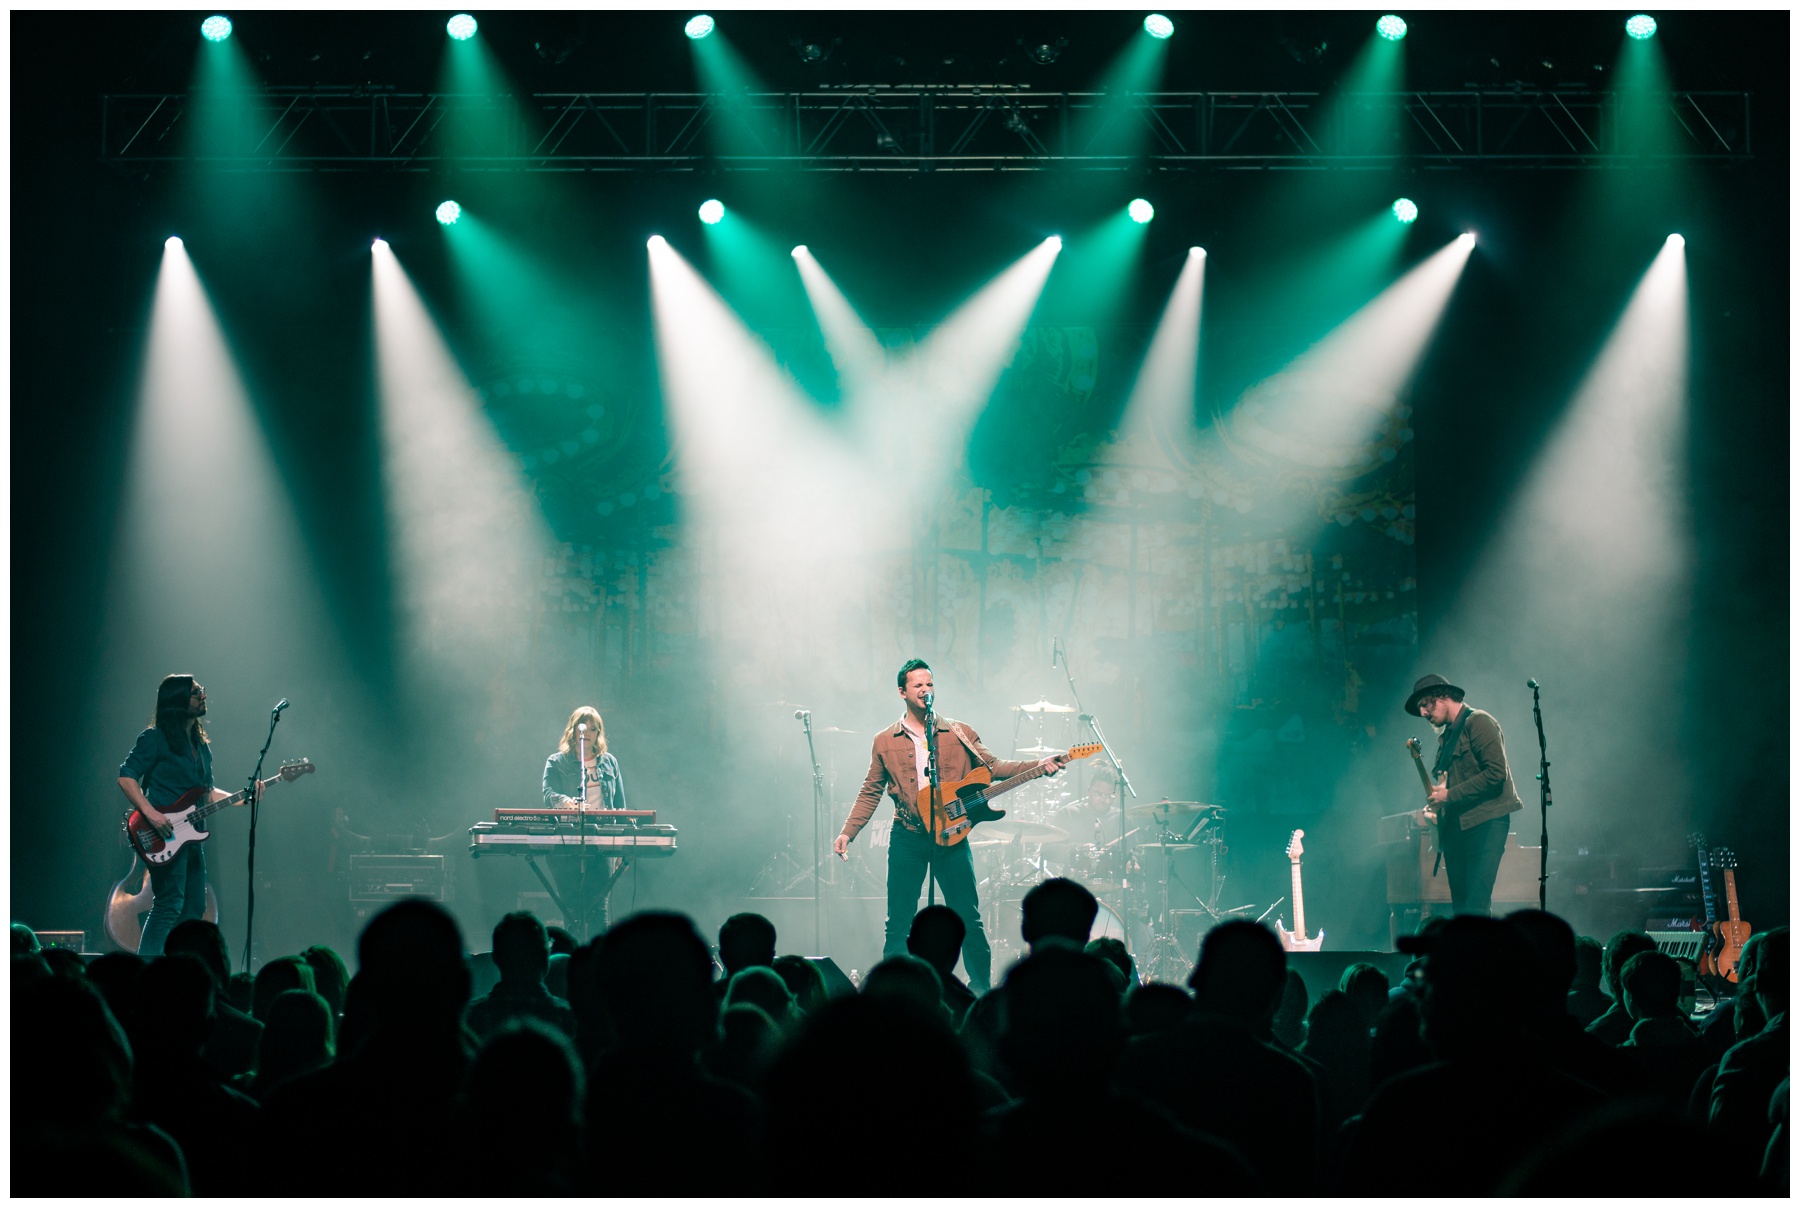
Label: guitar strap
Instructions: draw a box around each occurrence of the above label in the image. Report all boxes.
[1432,705,1475,781]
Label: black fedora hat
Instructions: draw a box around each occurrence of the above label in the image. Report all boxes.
[1404,674,1464,718]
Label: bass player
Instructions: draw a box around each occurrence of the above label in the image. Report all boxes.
[833,658,1066,994]
[117,675,260,956]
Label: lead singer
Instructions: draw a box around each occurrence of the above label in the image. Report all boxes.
[834,658,1065,993]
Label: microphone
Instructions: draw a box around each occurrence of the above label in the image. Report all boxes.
[923,691,934,713]
[1051,636,1060,669]
[577,722,587,733]
[273,699,290,714]
[794,709,810,720]
[1527,678,1539,690]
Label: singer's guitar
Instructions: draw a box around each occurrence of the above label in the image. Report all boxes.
[124,758,315,864]
[1405,738,1440,826]
[920,742,1103,846]
[1274,829,1325,952]
[1710,848,1753,984]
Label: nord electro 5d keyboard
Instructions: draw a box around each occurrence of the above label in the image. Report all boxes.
[469,807,677,857]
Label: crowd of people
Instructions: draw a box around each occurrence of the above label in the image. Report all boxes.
[12,880,1788,1197]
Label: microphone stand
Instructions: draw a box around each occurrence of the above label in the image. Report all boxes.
[1057,643,1137,949]
[797,710,824,952]
[1528,680,1552,911]
[242,700,286,973]
[577,726,591,943]
[924,693,940,909]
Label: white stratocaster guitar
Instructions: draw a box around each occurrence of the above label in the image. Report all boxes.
[1274,829,1325,952]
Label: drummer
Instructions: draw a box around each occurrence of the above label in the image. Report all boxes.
[1049,770,1127,882]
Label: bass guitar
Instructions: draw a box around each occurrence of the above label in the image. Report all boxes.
[1710,848,1752,983]
[124,758,315,865]
[920,743,1102,846]
[1688,833,1725,979]
[1405,737,1441,826]
[1274,829,1325,952]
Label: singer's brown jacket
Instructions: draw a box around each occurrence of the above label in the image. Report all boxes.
[841,716,1037,841]
[1434,706,1525,830]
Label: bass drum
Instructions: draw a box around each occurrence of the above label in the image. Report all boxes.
[1089,900,1128,947]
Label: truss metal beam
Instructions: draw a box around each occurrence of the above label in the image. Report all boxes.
[101,87,1753,171]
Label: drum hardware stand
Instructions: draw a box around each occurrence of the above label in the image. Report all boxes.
[1054,637,1138,948]
[798,709,824,952]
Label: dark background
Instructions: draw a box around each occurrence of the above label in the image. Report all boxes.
[13,10,1787,960]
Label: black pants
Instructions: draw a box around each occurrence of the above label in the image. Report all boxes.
[884,826,991,993]
[1440,813,1511,916]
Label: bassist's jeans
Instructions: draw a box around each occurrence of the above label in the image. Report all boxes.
[884,826,991,993]
[1441,813,1510,916]
[139,842,208,957]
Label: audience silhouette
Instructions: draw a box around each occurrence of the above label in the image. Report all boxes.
[13,890,1789,1198]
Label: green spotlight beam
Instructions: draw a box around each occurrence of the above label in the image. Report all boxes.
[1068,26,1172,157]
[792,247,886,398]
[438,28,532,159]
[688,27,780,160]
[1041,206,1152,331]
[696,206,814,343]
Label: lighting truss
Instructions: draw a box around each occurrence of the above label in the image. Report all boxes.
[101,87,1754,171]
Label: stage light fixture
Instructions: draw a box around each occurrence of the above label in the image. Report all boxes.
[166,236,184,248]
[1144,13,1174,40]
[1128,198,1155,224]
[648,235,667,248]
[200,15,232,42]
[1625,14,1657,39]
[1392,197,1419,224]
[1189,246,1206,257]
[447,13,478,41]
[792,245,807,257]
[698,199,725,225]
[372,238,389,251]
[436,200,462,226]
[1047,235,1064,250]
[685,14,715,40]
[1666,233,1685,247]
[1376,14,1408,41]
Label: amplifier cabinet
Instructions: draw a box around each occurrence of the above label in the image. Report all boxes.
[1382,820,1540,904]
[349,854,446,902]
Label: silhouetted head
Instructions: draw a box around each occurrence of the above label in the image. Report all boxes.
[1339,961,1391,1032]
[1188,920,1288,1027]
[252,956,317,1024]
[546,926,578,957]
[1300,989,1368,1057]
[718,912,777,977]
[1084,936,1134,991]
[1020,878,1097,951]
[1600,930,1657,1001]
[13,974,133,1126]
[1752,926,1788,1018]
[11,922,40,955]
[1572,935,1604,990]
[469,1019,584,1133]
[1124,982,1193,1037]
[906,904,966,974]
[300,945,350,1018]
[1401,915,1537,1059]
[862,954,944,1020]
[1000,947,1124,1097]
[771,955,828,1015]
[1619,950,1682,1021]
[1505,909,1579,1020]
[725,966,798,1026]
[1272,967,1310,1047]
[84,952,146,1027]
[140,953,216,1059]
[596,911,717,1056]
[42,948,87,979]
[164,919,231,989]
[256,989,334,1093]
[356,899,471,1029]
[492,912,552,986]
[711,1003,781,1091]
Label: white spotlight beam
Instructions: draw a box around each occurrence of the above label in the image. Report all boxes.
[1117,247,1208,445]
[1232,234,1475,464]
[792,246,886,397]
[370,241,553,678]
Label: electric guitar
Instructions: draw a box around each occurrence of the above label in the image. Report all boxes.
[1688,833,1725,978]
[124,758,316,864]
[1405,737,1440,826]
[1710,848,1752,983]
[1274,829,1325,952]
[919,742,1103,846]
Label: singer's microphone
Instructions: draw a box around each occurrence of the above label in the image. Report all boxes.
[794,709,810,720]
[1051,636,1060,670]
[1527,678,1540,690]
[273,699,290,713]
[577,722,587,732]
[923,691,934,712]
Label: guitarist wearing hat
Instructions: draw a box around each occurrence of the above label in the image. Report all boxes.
[834,658,1068,993]
[1404,674,1522,917]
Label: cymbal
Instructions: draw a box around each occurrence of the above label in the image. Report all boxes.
[1124,800,1223,819]
[1016,744,1062,755]
[969,833,1015,848]
[981,820,1071,844]
[818,726,862,735]
[1135,842,1197,851]
[1012,700,1076,713]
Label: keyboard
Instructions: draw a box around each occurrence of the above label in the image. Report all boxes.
[468,822,678,857]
